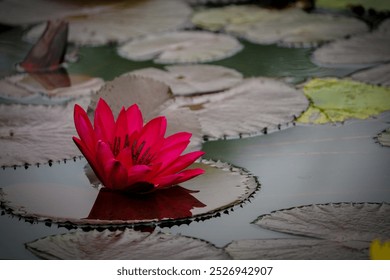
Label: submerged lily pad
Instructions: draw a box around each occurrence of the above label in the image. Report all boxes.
[0,97,89,168]
[225,238,367,260]
[26,229,229,259]
[312,19,390,67]
[168,77,308,140]
[117,31,243,64]
[192,6,367,47]
[350,63,390,86]
[255,203,390,248]
[25,0,192,46]
[0,73,104,102]
[297,78,390,124]
[377,128,390,147]
[128,65,243,96]
[0,159,259,227]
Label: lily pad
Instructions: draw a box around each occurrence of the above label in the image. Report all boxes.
[0,73,104,102]
[127,65,243,96]
[0,159,259,227]
[0,97,90,168]
[312,19,390,67]
[297,78,390,124]
[26,229,230,260]
[192,6,367,47]
[168,77,308,140]
[350,63,390,86]
[25,0,192,47]
[255,202,390,248]
[316,0,390,11]
[225,238,367,259]
[117,31,243,64]
[377,128,390,147]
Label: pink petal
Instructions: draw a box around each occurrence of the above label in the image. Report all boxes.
[73,104,96,149]
[94,98,115,144]
[154,168,205,189]
[107,160,129,190]
[158,150,205,176]
[112,107,129,156]
[126,104,143,136]
[153,140,190,170]
[116,147,133,169]
[95,140,116,187]
[126,165,152,186]
[160,132,191,152]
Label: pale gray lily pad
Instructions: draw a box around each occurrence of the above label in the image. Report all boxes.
[377,128,390,147]
[117,31,243,64]
[255,203,390,249]
[312,19,390,67]
[167,77,308,140]
[25,0,192,46]
[26,229,230,260]
[127,65,243,96]
[0,0,111,26]
[0,74,104,102]
[192,6,367,47]
[0,97,90,168]
[0,159,259,227]
[351,63,390,86]
[89,75,202,151]
[225,238,367,260]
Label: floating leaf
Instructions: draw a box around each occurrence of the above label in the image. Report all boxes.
[316,0,390,11]
[0,160,259,227]
[297,78,390,124]
[117,31,243,64]
[312,19,390,67]
[25,0,192,46]
[255,203,390,249]
[225,238,367,260]
[128,65,243,96]
[0,73,104,102]
[377,128,390,147]
[0,97,90,167]
[351,63,390,86]
[26,229,229,259]
[192,6,367,47]
[168,78,308,140]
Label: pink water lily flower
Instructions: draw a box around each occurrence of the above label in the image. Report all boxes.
[73,98,205,193]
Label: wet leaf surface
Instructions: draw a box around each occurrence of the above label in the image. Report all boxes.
[297,78,390,124]
[377,128,390,147]
[117,31,243,64]
[26,229,230,259]
[168,77,308,140]
[350,63,390,86]
[127,65,243,96]
[0,160,259,227]
[0,97,90,167]
[192,6,367,47]
[24,0,192,46]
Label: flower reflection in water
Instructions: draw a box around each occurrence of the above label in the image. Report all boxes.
[87,185,206,222]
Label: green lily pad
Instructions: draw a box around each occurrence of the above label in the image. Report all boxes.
[192,6,367,47]
[0,159,259,227]
[316,0,390,11]
[26,229,230,259]
[312,19,390,67]
[297,78,390,124]
[377,128,390,147]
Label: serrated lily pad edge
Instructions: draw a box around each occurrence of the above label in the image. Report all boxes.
[0,159,260,230]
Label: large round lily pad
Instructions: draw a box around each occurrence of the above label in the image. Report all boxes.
[192,6,368,47]
[0,97,90,168]
[312,19,390,67]
[117,31,243,64]
[26,229,230,259]
[377,128,390,147]
[167,77,308,140]
[297,78,390,124]
[25,0,192,46]
[350,63,390,86]
[0,160,259,227]
[127,65,243,96]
